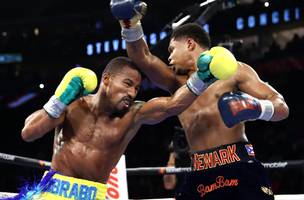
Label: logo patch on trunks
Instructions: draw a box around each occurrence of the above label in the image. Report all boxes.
[245,144,255,156]
[196,176,239,197]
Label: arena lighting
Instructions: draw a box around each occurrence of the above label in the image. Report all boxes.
[237,0,254,5]
[0,54,22,64]
[86,31,167,56]
[264,1,270,7]
[235,6,302,30]
[39,83,45,89]
[7,92,37,108]
[165,0,224,33]
[200,0,218,7]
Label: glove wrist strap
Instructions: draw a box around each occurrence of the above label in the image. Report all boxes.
[43,95,66,118]
[186,72,208,96]
[121,24,144,42]
[258,100,274,121]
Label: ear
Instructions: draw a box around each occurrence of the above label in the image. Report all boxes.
[102,73,110,86]
[187,38,196,51]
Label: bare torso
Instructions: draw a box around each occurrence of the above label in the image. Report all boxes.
[178,76,248,152]
[51,96,141,183]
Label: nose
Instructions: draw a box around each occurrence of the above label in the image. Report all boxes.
[128,87,137,99]
[168,55,172,64]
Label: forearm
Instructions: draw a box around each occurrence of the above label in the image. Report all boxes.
[127,39,178,92]
[126,38,150,64]
[163,174,177,190]
[164,152,177,190]
[22,109,62,142]
[165,85,196,116]
[126,38,156,79]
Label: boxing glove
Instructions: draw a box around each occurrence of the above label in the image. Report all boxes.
[43,67,98,118]
[218,91,274,128]
[110,0,147,42]
[187,46,238,95]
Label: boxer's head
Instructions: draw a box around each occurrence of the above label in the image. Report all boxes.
[102,57,141,114]
[168,23,211,74]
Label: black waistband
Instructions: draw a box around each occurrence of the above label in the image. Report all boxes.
[191,142,255,171]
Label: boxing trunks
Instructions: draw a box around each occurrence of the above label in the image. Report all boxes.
[10,170,107,200]
[175,142,274,200]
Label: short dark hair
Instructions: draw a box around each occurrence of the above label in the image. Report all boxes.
[170,23,211,49]
[103,56,139,76]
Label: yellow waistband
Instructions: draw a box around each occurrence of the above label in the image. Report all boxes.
[39,171,107,200]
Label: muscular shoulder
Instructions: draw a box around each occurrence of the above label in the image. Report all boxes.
[66,96,91,112]
[234,61,260,83]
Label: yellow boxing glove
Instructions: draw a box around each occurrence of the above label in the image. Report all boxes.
[43,67,97,118]
[209,46,238,80]
[187,46,238,95]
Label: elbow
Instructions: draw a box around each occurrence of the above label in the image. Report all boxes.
[282,104,290,120]
[21,128,35,142]
[273,102,290,121]
[280,101,290,120]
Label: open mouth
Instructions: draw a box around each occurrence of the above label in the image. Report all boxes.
[122,99,131,108]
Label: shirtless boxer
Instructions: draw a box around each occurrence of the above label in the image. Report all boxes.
[111,1,289,199]
[17,53,237,200]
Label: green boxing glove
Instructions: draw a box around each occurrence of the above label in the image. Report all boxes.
[43,67,98,118]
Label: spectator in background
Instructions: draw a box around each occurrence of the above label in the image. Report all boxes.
[163,127,191,195]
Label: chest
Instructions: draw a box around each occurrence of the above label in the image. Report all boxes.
[63,107,138,147]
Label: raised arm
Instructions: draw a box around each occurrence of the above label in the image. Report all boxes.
[22,67,97,142]
[110,0,180,93]
[127,38,180,92]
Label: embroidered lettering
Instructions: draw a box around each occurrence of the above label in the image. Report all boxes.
[197,176,239,197]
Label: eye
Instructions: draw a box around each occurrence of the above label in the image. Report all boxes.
[124,81,132,87]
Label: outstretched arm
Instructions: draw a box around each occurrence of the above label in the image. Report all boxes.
[135,47,239,124]
[134,85,196,125]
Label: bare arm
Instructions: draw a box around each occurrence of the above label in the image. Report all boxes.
[113,1,184,92]
[134,85,196,125]
[21,109,65,142]
[127,39,182,93]
[163,152,177,190]
[236,62,289,121]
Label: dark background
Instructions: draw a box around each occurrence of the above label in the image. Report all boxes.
[0,0,303,198]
